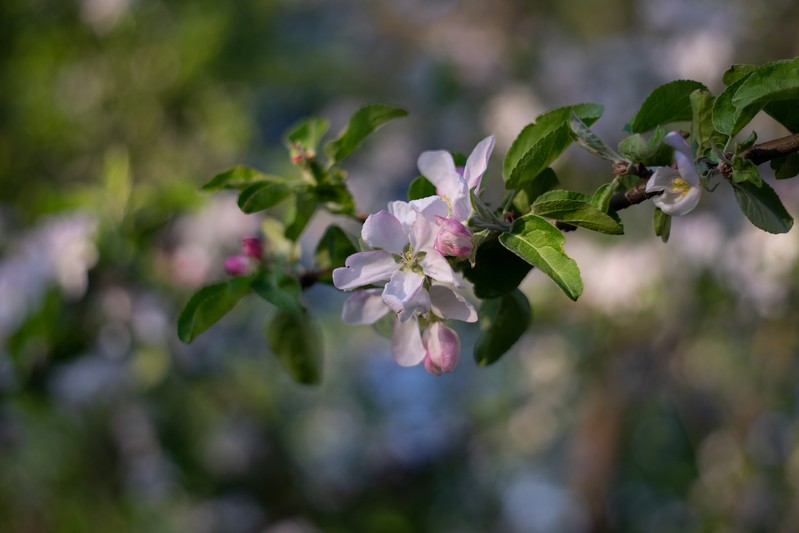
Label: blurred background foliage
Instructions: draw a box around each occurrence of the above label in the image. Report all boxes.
[2,0,799,531]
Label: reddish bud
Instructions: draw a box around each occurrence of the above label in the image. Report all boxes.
[241,237,263,260]
[434,216,473,258]
[223,255,250,276]
[422,322,461,376]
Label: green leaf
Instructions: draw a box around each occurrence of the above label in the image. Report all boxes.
[314,182,355,215]
[690,89,722,157]
[722,64,759,86]
[771,153,799,180]
[653,208,671,243]
[499,214,583,301]
[265,310,323,385]
[712,71,760,136]
[731,58,799,110]
[530,190,623,235]
[569,112,620,161]
[202,166,279,192]
[251,268,303,314]
[407,176,436,201]
[285,117,329,151]
[732,180,793,234]
[764,100,799,133]
[315,225,358,283]
[474,289,531,366]
[462,236,533,298]
[237,181,294,214]
[627,80,708,133]
[503,104,603,188]
[511,167,560,214]
[325,104,407,163]
[284,189,317,240]
[177,277,252,343]
[732,157,762,187]
[617,127,672,166]
[591,183,615,213]
[736,131,758,153]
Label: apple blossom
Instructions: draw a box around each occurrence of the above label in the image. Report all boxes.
[434,216,473,258]
[417,135,496,222]
[223,255,250,276]
[422,321,461,376]
[241,237,263,260]
[646,131,701,216]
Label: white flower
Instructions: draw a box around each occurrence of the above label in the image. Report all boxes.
[646,131,701,216]
[417,135,496,222]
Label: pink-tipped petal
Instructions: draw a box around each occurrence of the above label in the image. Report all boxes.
[332,251,397,290]
[429,285,477,322]
[362,210,408,254]
[341,289,389,325]
[392,315,426,366]
[382,270,429,320]
[462,135,496,190]
[434,217,473,258]
[418,150,457,187]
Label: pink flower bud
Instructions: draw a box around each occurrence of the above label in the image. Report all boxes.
[434,216,473,258]
[241,237,263,260]
[422,322,461,376]
[223,255,250,276]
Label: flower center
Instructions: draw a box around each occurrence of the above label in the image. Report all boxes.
[671,177,691,198]
[397,246,426,274]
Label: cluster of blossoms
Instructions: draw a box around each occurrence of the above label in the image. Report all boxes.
[224,237,263,275]
[646,131,702,216]
[333,136,495,376]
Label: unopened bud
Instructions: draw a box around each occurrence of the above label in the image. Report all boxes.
[223,255,250,276]
[434,216,473,258]
[242,237,263,260]
[422,322,460,376]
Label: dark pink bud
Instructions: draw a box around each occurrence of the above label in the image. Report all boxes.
[434,216,473,258]
[223,255,250,276]
[422,322,460,376]
[241,237,263,260]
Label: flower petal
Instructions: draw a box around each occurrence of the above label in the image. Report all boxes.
[418,150,457,188]
[409,195,449,219]
[419,249,457,286]
[422,322,461,374]
[387,200,417,232]
[362,210,408,254]
[646,167,680,193]
[663,131,700,186]
[341,289,389,325]
[437,176,471,222]
[653,186,701,216]
[332,250,397,290]
[429,285,477,322]
[382,270,429,321]
[391,315,426,366]
[409,211,438,252]
[462,135,496,190]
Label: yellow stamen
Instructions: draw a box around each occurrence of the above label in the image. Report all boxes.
[671,177,691,198]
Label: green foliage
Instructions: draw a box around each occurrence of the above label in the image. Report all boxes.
[653,208,671,243]
[617,127,672,166]
[201,166,273,191]
[251,268,304,314]
[731,157,762,187]
[627,80,708,133]
[461,236,533,298]
[731,58,799,110]
[771,153,799,180]
[530,190,624,234]
[503,104,603,189]
[325,104,408,163]
[511,168,560,214]
[591,182,616,212]
[733,180,794,234]
[407,176,437,200]
[237,180,294,213]
[569,112,620,161]
[690,89,722,157]
[285,117,330,151]
[265,310,323,385]
[713,72,760,136]
[474,289,531,366]
[284,189,317,240]
[315,225,358,283]
[499,214,583,301]
[177,276,252,343]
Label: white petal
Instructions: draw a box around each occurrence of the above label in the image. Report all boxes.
[391,315,426,366]
[387,201,416,232]
[362,210,407,254]
[653,186,701,216]
[663,131,700,186]
[646,167,680,193]
[332,251,397,290]
[341,289,389,324]
[662,131,692,161]
[409,195,449,219]
[419,250,457,285]
[429,285,478,322]
[382,270,429,320]
[418,150,457,187]
[462,135,496,190]
[409,211,439,252]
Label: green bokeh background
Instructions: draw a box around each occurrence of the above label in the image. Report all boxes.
[2,1,799,531]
